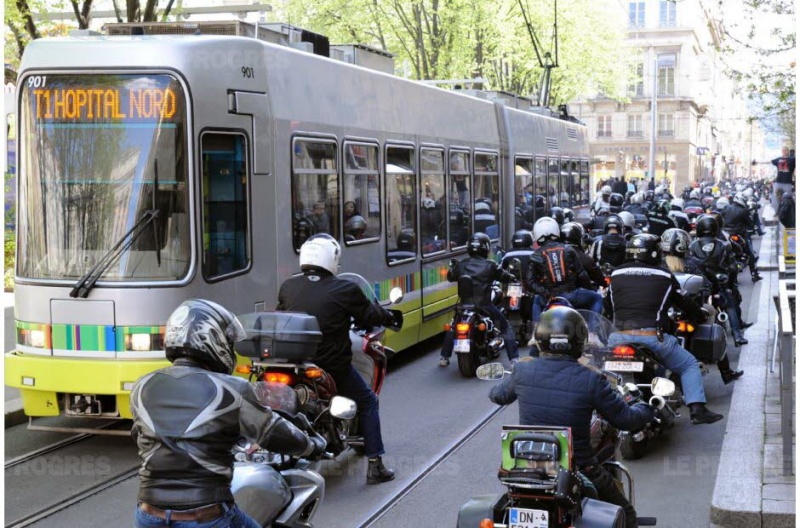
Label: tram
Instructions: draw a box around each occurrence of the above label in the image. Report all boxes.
[6,23,590,420]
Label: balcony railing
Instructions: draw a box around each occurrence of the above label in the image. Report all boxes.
[597,131,613,137]
[627,130,644,138]
[658,129,675,137]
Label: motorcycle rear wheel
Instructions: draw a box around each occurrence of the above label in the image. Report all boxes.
[457,351,479,378]
[619,435,648,460]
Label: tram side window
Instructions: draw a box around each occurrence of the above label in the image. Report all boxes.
[569,159,581,207]
[515,157,534,231]
[474,152,500,240]
[448,150,471,249]
[386,146,417,264]
[202,133,250,279]
[291,139,339,250]
[534,157,548,218]
[559,158,571,208]
[548,158,560,209]
[343,142,380,245]
[420,148,446,256]
[580,160,591,206]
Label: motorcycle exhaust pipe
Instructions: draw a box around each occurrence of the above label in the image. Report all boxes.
[717,311,729,323]
[649,395,666,410]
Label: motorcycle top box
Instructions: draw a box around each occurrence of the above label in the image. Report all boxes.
[689,323,728,363]
[236,312,323,361]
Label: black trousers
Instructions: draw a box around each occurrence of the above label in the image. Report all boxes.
[583,465,637,528]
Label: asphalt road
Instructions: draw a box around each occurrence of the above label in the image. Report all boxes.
[4,249,762,528]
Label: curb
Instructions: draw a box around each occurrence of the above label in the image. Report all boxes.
[4,398,27,428]
[709,227,794,527]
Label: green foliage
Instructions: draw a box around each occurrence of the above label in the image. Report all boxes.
[4,232,14,292]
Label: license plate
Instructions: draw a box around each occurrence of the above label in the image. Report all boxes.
[509,507,548,528]
[604,361,644,372]
[507,284,523,298]
[454,339,471,353]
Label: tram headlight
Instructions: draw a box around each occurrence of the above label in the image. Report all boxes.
[130,333,152,351]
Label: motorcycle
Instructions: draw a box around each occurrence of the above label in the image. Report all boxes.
[448,274,505,377]
[232,381,356,527]
[235,273,404,457]
[502,257,533,345]
[581,311,682,460]
[672,273,729,363]
[457,362,667,527]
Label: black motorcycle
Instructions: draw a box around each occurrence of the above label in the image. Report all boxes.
[449,275,504,377]
[502,257,532,345]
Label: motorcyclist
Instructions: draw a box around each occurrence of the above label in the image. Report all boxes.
[623,192,647,216]
[609,192,625,214]
[743,187,767,236]
[686,189,703,210]
[662,228,746,382]
[277,234,397,484]
[550,206,566,226]
[528,217,601,325]
[489,306,655,528]
[561,222,605,289]
[688,215,752,347]
[440,233,519,367]
[501,229,536,283]
[646,199,676,236]
[130,299,326,528]
[605,234,724,425]
[667,198,690,231]
[589,214,628,269]
[591,185,612,217]
[722,193,762,282]
[588,207,611,231]
[617,211,639,239]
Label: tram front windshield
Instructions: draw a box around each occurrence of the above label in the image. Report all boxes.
[18,74,190,282]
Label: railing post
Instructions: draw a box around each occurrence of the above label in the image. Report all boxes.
[777,280,795,476]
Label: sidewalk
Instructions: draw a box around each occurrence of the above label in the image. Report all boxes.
[710,213,796,527]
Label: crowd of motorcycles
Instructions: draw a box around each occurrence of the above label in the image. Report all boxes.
[217,180,767,527]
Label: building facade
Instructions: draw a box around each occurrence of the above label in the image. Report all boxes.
[571,0,767,195]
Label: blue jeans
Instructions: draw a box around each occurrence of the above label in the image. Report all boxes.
[531,288,604,323]
[441,303,519,361]
[135,503,260,528]
[607,332,706,405]
[332,364,385,457]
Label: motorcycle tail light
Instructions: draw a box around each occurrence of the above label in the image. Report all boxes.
[604,276,611,286]
[477,322,487,331]
[731,235,740,241]
[444,323,452,331]
[509,296,519,309]
[235,365,252,375]
[677,321,695,333]
[305,368,324,379]
[264,372,293,385]
[479,520,494,528]
[613,345,636,357]
[456,323,470,333]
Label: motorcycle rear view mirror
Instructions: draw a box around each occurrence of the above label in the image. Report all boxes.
[389,287,403,304]
[651,377,676,397]
[330,396,357,420]
[476,362,507,381]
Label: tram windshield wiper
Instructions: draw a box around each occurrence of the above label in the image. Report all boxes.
[69,209,160,298]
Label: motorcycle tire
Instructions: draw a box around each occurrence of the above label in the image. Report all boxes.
[457,351,479,378]
[619,434,648,460]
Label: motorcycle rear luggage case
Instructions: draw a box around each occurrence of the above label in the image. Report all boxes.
[236,312,323,360]
[689,323,727,363]
[456,494,508,528]
[576,497,624,528]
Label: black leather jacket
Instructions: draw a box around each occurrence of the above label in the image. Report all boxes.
[448,256,515,306]
[645,212,676,236]
[526,240,591,297]
[277,270,393,375]
[722,203,753,235]
[131,359,313,509]
[589,233,627,269]
[689,236,737,278]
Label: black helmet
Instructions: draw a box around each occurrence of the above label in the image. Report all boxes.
[467,232,491,258]
[165,299,246,374]
[695,214,720,237]
[397,229,416,251]
[450,207,466,225]
[533,306,589,359]
[625,190,635,202]
[550,207,565,225]
[603,214,624,235]
[563,208,574,222]
[609,193,624,212]
[661,228,691,257]
[625,233,662,265]
[645,190,655,202]
[511,229,534,249]
[560,222,585,247]
[344,215,367,239]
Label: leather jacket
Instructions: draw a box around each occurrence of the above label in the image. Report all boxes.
[722,203,753,235]
[448,256,514,306]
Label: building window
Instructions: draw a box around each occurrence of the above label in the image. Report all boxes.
[658,114,675,136]
[386,146,417,264]
[291,138,339,250]
[659,0,676,27]
[597,115,612,137]
[202,133,250,279]
[629,2,645,28]
[343,142,380,245]
[628,63,644,97]
[627,115,643,137]
[657,53,676,96]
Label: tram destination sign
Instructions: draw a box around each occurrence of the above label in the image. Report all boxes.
[27,74,181,123]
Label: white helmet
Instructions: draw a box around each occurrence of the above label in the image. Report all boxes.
[618,211,636,232]
[689,189,700,200]
[630,192,644,205]
[716,197,730,209]
[671,198,685,211]
[601,185,612,196]
[533,217,561,243]
[733,193,748,208]
[299,234,341,275]
[743,188,755,199]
